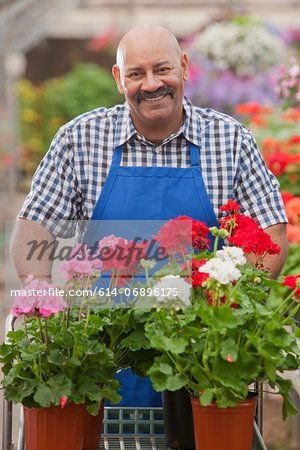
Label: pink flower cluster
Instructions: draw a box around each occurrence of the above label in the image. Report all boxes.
[272,57,300,106]
[12,277,67,318]
[58,243,102,280]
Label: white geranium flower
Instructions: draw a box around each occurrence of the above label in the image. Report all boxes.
[200,258,241,285]
[153,275,191,306]
[216,246,247,266]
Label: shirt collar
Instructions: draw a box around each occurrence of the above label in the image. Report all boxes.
[114,96,202,147]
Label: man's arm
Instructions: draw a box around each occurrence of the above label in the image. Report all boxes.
[10,218,55,283]
[247,223,289,280]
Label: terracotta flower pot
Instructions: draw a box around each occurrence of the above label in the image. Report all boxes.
[82,399,105,450]
[23,402,86,450]
[191,395,257,450]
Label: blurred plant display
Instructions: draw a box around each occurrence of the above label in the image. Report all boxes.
[235,103,300,196]
[184,15,285,114]
[281,27,300,54]
[190,16,285,77]
[237,100,300,312]
[19,63,123,185]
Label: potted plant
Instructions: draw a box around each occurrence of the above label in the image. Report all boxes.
[0,243,137,450]
[126,201,300,450]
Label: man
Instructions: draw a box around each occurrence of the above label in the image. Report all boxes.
[11,25,288,405]
[12,24,288,280]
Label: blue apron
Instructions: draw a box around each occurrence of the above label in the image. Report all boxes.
[83,141,220,407]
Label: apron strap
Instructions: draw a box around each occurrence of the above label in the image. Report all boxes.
[190,142,201,166]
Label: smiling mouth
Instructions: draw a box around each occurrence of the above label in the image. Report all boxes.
[143,94,167,102]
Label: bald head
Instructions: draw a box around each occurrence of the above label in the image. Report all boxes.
[116,25,182,78]
[112,24,189,140]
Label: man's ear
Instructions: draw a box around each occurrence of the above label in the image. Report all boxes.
[181,53,189,81]
[112,65,125,94]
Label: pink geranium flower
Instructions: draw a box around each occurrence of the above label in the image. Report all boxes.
[12,279,67,318]
[58,243,101,279]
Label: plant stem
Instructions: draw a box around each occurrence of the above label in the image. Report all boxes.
[37,317,45,343]
[83,306,91,333]
[44,318,49,354]
[23,315,29,341]
[213,235,219,256]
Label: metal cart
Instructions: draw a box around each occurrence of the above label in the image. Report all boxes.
[2,313,267,450]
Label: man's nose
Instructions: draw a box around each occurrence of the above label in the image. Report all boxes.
[141,72,163,92]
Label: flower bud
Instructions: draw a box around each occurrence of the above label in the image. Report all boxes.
[141,259,157,270]
[253,277,261,284]
[60,396,67,408]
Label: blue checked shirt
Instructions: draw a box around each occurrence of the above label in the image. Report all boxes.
[19,97,287,237]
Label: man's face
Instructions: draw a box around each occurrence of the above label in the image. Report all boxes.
[113,32,189,135]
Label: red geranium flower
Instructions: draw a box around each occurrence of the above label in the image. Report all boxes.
[191,220,211,250]
[265,150,294,176]
[154,216,210,255]
[220,200,240,214]
[250,115,267,127]
[228,227,280,256]
[282,275,300,298]
[235,102,269,116]
[101,238,150,273]
[220,213,259,235]
[285,197,300,224]
[286,224,300,243]
[153,216,192,256]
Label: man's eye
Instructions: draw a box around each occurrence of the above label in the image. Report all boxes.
[158,67,170,73]
[129,72,142,78]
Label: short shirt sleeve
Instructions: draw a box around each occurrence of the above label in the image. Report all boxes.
[233,130,287,229]
[18,127,83,238]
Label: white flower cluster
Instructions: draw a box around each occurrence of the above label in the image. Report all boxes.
[200,246,247,285]
[153,275,191,307]
[191,21,285,77]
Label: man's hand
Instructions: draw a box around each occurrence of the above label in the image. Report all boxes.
[10,218,55,283]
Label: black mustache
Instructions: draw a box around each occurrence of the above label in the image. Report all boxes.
[134,86,175,105]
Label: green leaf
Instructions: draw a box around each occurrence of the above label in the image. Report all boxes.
[7,329,26,343]
[294,325,300,338]
[281,393,298,421]
[200,389,214,406]
[0,343,17,363]
[212,357,248,397]
[164,373,189,391]
[275,375,293,394]
[209,307,243,332]
[152,262,184,278]
[86,402,102,416]
[215,387,244,408]
[21,346,44,361]
[75,376,103,403]
[190,365,211,389]
[4,379,36,404]
[279,353,300,371]
[121,328,150,351]
[220,338,238,362]
[265,323,295,349]
[47,375,72,404]
[148,361,186,392]
[47,349,66,365]
[33,384,53,407]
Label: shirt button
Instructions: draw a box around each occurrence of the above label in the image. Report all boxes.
[155,148,160,154]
